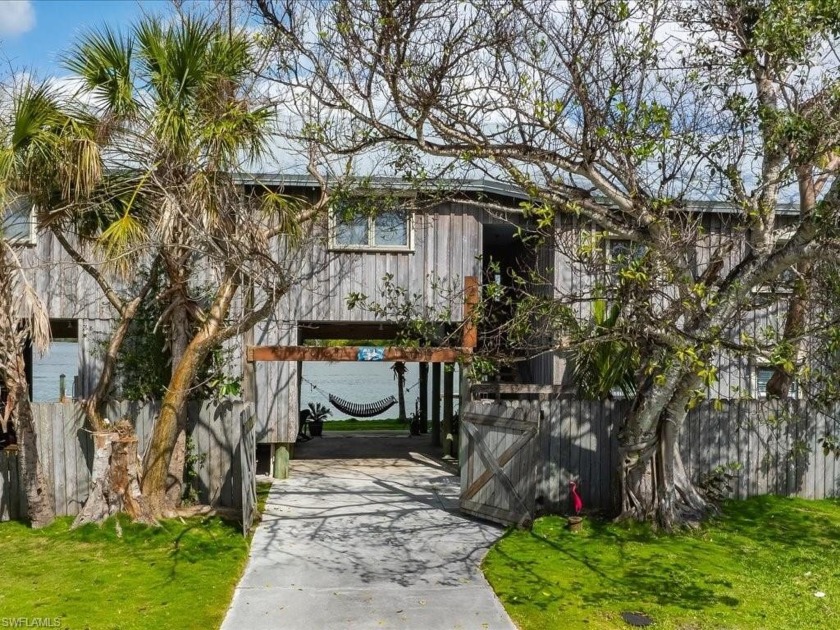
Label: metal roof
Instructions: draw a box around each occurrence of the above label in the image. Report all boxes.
[237,173,801,215]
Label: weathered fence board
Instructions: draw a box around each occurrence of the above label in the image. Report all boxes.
[1,400,254,522]
[240,407,257,536]
[0,448,21,521]
[470,395,840,516]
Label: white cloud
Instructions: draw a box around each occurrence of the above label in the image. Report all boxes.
[0,1,35,36]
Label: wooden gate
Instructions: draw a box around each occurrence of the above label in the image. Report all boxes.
[239,405,257,536]
[459,401,540,527]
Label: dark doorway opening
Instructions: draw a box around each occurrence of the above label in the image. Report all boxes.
[481,223,536,382]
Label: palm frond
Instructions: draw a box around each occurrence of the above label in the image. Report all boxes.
[572,291,639,400]
[63,25,138,118]
[96,211,147,275]
[0,242,51,354]
[261,191,303,244]
[10,82,64,151]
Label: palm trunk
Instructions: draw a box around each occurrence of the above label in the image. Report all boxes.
[8,356,55,528]
[397,375,407,423]
[393,362,407,423]
[72,430,156,527]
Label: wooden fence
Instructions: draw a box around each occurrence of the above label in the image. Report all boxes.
[482,397,840,515]
[0,400,254,522]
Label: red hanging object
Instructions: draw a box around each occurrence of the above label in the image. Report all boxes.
[569,480,583,515]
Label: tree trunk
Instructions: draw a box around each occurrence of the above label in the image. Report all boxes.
[75,305,158,525]
[397,374,407,423]
[82,298,145,431]
[165,303,191,509]
[73,431,156,528]
[767,167,820,399]
[75,290,156,525]
[618,371,708,530]
[8,357,54,529]
[142,268,243,518]
[766,262,811,399]
[142,333,211,517]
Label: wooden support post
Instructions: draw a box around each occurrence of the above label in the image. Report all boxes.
[59,374,66,403]
[419,362,429,434]
[443,364,455,458]
[462,276,479,349]
[273,443,293,479]
[459,369,470,468]
[431,363,442,447]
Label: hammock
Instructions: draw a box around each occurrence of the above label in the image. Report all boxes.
[328,393,398,418]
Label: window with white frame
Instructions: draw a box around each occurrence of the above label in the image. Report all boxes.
[753,364,799,399]
[1,194,35,245]
[331,199,412,250]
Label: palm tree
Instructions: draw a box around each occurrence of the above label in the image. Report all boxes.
[0,238,54,528]
[3,13,315,520]
[64,15,286,517]
[0,78,168,525]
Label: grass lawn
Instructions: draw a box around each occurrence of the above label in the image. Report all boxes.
[483,495,840,629]
[0,483,273,630]
[322,418,407,431]
[257,480,272,511]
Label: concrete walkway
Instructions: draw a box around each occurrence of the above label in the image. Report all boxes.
[222,436,516,630]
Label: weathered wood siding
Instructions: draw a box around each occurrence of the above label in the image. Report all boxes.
[491,397,839,515]
[15,231,119,400]
[253,202,489,442]
[547,213,794,397]
[19,232,112,321]
[16,202,801,445]
[0,400,253,521]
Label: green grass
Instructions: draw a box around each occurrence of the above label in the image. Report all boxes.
[322,418,407,431]
[257,480,272,513]
[483,495,840,629]
[0,514,251,630]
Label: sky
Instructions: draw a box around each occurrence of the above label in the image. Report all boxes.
[0,0,160,77]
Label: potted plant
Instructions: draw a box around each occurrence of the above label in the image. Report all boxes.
[307,402,331,437]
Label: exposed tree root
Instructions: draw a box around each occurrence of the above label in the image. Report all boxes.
[617,433,709,531]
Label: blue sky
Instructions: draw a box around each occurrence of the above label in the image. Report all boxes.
[0,1,163,77]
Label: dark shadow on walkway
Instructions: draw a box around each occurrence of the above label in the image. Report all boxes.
[294,431,448,464]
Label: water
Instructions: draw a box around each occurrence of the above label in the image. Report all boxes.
[29,344,461,418]
[300,361,460,420]
[32,341,79,402]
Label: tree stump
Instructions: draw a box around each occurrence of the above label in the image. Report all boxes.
[73,431,157,528]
